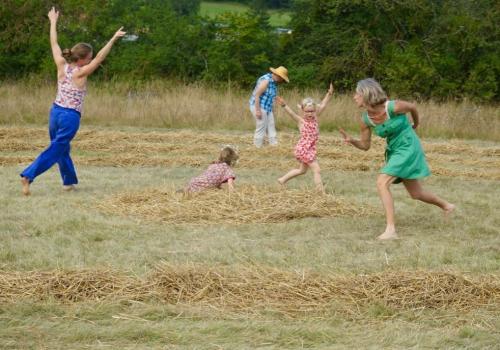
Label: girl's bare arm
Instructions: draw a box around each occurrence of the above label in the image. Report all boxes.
[317,83,334,115]
[276,96,303,124]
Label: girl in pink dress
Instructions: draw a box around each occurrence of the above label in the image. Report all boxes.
[277,84,334,193]
[184,146,239,193]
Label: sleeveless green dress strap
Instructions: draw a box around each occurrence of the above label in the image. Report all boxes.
[362,112,375,127]
[386,100,395,119]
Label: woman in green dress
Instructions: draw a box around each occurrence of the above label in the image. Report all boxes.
[340,78,455,240]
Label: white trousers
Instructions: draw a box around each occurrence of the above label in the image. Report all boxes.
[250,106,277,147]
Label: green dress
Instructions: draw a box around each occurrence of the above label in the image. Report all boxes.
[362,100,430,183]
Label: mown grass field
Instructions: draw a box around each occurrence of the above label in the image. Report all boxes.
[1,122,499,348]
[200,1,291,27]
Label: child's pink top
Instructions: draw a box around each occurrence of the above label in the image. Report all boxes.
[187,162,236,192]
[54,64,87,113]
[294,114,319,164]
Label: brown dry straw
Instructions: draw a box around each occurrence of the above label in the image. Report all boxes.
[1,127,499,180]
[0,265,498,315]
[98,185,374,224]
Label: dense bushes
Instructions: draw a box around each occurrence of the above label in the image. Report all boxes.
[285,0,499,101]
[0,0,498,101]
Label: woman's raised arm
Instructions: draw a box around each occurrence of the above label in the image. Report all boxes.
[48,7,65,69]
[75,27,126,78]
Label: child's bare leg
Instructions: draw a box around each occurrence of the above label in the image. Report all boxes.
[376,174,398,240]
[308,161,325,194]
[278,162,308,186]
[21,176,31,196]
[403,179,455,216]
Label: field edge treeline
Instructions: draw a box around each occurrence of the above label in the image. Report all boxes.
[1,0,499,102]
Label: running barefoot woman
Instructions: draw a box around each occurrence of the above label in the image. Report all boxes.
[340,78,455,240]
[20,7,125,195]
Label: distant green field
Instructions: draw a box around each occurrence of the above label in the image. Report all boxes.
[200,1,291,27]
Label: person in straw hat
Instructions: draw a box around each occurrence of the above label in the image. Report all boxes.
[340,78,455,240]
[249,66,289,147]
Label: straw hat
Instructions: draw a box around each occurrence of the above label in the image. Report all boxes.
[270,66,289,83]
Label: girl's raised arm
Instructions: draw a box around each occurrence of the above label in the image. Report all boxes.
[75,27,126,78]
[48,7,65,69]
[276,96,303,124]
[317,83,334,115]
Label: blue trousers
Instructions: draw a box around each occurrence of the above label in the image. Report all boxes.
[21,104,81,185]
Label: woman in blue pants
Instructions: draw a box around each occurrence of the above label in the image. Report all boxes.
[20,7,125,195]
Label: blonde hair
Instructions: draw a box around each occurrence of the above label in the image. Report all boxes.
[219,146,239,166]
[300,97,316,110]
[62,43,93,63]
[356,78,387,107]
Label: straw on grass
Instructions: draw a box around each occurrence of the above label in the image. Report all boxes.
[98,185,375,225]
[0,265,498,316]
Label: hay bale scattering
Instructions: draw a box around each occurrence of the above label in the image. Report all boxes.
[0,265,498,315]
[2,127,499,180]
[99,185,373,225]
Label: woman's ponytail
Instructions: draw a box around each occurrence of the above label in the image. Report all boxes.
[61,43,93,63]
[62,48,72,62]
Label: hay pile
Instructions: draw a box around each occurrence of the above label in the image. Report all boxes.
[152,265,500,312]
[1,265,498,315]
[0,270,152,302]
[99,185,373,224]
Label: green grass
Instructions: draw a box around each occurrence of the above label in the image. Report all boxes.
[200,1,291,27]
[1,302,497,349]
[0,126,499,348]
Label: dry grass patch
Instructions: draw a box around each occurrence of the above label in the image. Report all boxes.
[98,185,373,224]
[1,81,499,140]
[2,127,499,180]
[0,265,498,316]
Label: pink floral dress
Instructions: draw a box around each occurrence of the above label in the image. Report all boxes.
[186,162,236,192]
[54,64,87,113]
[294,114,319,164]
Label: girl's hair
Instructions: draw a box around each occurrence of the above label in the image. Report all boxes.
[62,43,93,63]
[219,146,239,166]
[300,97,316,110]
[356,78,387,107]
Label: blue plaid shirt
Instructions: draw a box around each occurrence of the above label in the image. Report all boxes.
[249,73,277,113]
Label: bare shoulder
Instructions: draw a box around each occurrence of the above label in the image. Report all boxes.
[393,100,416,114]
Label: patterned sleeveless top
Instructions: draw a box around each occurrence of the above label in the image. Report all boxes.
[54,64,87,113]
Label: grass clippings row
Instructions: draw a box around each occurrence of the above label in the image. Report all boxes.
[1,127,499,180]
[0,265,498,316]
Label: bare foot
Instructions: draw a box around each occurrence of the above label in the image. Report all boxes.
[377,230,398,240]
[62,185,76,192]
[443,203,456,218]
[316,184,326,195]
[21,177,31,196]
[277,178,286,188]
